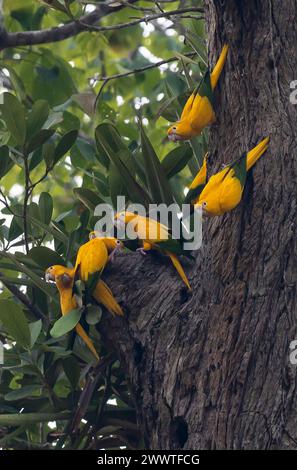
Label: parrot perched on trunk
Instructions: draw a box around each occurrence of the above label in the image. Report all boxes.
[45,265,100,361]
[167,44,229,141]
[74,236,123,282]
[195,137,269,216]
[74,235,123,315]
[115,211,191,290]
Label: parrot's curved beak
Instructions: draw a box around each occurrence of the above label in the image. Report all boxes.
[168,133,182,142]
[45,271,55,282]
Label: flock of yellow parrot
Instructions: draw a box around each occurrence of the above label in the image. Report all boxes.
[45,44,269,361]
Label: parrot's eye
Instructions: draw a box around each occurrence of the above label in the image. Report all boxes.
[202,202,207,207]
[116,240,121,245]
[172,126,177,131]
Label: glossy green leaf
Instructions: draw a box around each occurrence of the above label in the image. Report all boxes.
[161,144,193,179]
[50,309,81,338]
[73,187,104,212]
[29,320,42,348]
[28,246,64,271]
[0,252,58,301]
[95,123,151,208]
[26,129,55,155]
[1,93,26,146]
[54,130,78,163]
[39,192,53,225]
[140,123,174,206]
[26,100,50,139]
[4,385,42,402]
[0,146,14,178]
[85,305,102,325]
[0,299,31,348]
[63,356,80,389]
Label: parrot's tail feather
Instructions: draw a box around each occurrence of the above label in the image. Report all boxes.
[75,323,99,361]
[93,280,123,316]
[246,137,269,171]
[166,251,191,291]
[210,44,229,90]
[188,153,208,190]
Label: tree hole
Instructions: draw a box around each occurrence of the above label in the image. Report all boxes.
[170,416,188,448]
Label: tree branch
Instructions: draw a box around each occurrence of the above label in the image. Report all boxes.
[0,2,203,50]
[0,0,139,49]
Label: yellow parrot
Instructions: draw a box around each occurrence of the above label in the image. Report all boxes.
[115,211,191,290]
[167,44,229,141]
[195,137,269,216]
[45,265,100,361]
[184,153,208,205]
[74,236,123,283]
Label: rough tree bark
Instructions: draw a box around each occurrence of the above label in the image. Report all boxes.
[101,0,297,449]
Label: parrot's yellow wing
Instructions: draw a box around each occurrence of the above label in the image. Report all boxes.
[135,215,170,243]
[75,238,108,282]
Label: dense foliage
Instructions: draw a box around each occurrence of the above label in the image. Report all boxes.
[0,0,206,449]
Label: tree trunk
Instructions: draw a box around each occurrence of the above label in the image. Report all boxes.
[102,0,297,449]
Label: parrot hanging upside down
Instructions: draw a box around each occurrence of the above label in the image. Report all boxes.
[167,44,229,142]
[194,137,270,216]
[115,211,191,290]
[45,265,100,361]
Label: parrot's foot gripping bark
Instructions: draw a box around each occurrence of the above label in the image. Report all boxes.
[136,248,147,256]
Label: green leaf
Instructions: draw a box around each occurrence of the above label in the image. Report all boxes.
[140,123,174,206]
[29,320,42,347]
[8,216,23,242]
[73,188,104,212]
[28,247,64,270]
[161,144,193,179]
[63,356,80,389]
[0,146,14,178]
[26,215,68,244]
[0,252,58,302]
[33,54,76,106]
[95,123,151,208]
[11,7,34,31]
[50,309,81,338]
[26,128,55,154]
[86,305,102,325]
[42,141,55,168]
[54,130,78,163]
[26,100,50,139]
[29,147,43,172]
[39,192,53,225]
[0,299,31,348]
[4,385,42,402]
[109,163,125,208]
[42,0,69,15]
[1,93,26,146]
[0,412,72,426]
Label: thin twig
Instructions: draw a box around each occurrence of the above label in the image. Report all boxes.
[80,7,204,33]
[94,51,196,106]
